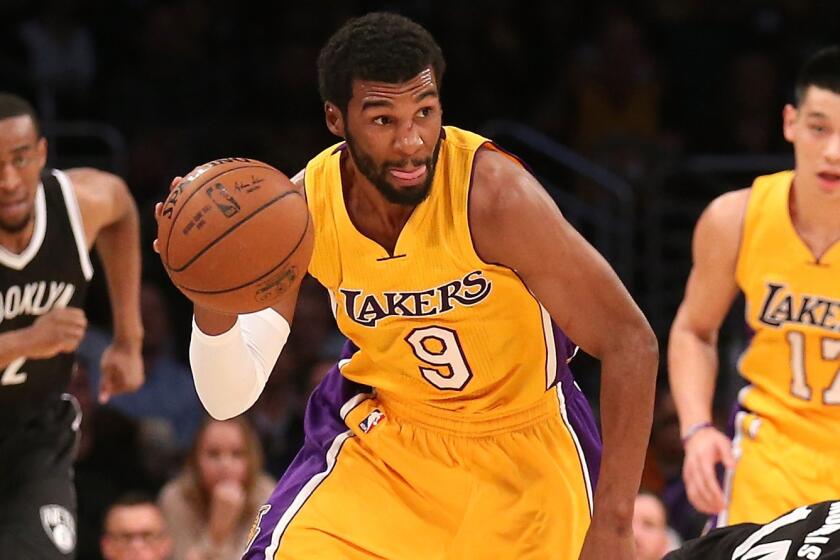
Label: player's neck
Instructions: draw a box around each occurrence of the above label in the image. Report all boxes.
[341,156,414,252]
[789,179,840,254]
[0,221,35,255]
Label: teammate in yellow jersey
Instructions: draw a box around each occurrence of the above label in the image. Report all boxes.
[158,13,657,559]
[669,46,840,528]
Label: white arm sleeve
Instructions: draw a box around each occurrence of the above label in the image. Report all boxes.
[189,308,290,420]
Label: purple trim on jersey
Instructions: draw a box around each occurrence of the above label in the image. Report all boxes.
[552,324,602,491]
[244,340,366,559]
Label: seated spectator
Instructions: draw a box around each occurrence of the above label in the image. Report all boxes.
[635,491,680,560]
[158,417,275,560]
[101,493,172,560]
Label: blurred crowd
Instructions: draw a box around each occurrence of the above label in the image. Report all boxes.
[2,0,839,558]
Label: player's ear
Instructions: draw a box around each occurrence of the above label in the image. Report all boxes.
[36,137,48,169]
[782,103,797,143]
[325,103,345,138]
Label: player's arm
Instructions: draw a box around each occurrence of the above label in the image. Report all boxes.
[68,167,144,400]
[0,307,86,367]
[68,168,143,346]
[185,170,309,420]
[667,189,748,514]
[470,149,658,557]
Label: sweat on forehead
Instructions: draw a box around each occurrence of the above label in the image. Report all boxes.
[354,69,437,101]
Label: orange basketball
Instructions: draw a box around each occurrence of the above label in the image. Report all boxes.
[157,158,312,314]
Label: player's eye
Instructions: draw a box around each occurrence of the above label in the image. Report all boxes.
[373,116,392,126]
[12,155,29,168]
[418,107,433,118]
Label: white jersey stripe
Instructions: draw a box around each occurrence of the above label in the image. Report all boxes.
[54,170,93,281]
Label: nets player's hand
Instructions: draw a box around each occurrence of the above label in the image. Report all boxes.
[25,307,87,359]
[682,427,735,514]
[98,340,144,403]
[578,514,634,560]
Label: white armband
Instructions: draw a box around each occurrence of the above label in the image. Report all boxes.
[189,308,290,420]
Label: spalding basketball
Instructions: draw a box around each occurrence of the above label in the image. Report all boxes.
[157,158,312,314]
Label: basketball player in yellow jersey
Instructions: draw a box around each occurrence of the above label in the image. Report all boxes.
[669,46,840,528]
[162,13,658,560]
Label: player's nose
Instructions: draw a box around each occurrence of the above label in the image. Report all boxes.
[0,164,22,192]
[825,132,840,163]
[394,124,423,157]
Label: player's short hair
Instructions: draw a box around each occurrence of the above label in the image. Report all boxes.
[0,93,41,137]
[317,12,446,114]
[794,46,840,106]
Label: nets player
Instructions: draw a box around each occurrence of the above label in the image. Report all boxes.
[0,93,144,558]
[665,499,840,559]
[160,13,658,560]
[669,46,840,527]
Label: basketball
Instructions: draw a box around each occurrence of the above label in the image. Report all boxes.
[157,157,313,314]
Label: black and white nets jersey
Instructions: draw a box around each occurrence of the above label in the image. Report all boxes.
[0,169,91,424]
[666,500,840,560]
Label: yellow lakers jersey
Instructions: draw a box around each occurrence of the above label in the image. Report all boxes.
[736,171,840,449]
[304,126,575,418]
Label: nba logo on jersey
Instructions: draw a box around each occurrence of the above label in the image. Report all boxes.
[360,409,385,433]
[39,504,75,554]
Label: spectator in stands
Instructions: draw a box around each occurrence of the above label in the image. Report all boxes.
[634,491,678,560]
[158,417,275,560]
[101,492,172,560]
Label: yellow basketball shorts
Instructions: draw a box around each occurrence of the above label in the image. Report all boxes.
[244,347,601,559]
[715,410,840,527]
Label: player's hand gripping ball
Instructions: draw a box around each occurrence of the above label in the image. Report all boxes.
[157,158,313,314]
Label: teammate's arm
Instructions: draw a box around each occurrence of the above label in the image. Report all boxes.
[470,149,658,560]
[175,171,309,420]
[67,167,143,401]
[668,189,749,514]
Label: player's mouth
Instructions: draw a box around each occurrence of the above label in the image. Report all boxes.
[0,200,27,217]
[389,165,427,186]
[817,171,840,191]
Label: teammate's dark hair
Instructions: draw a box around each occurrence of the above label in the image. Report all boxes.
[0,93,40,137]
[317,12,445,114]
[795,46,840,106]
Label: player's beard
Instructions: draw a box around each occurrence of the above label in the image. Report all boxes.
[345,133,441,207]
[0,209,33,234]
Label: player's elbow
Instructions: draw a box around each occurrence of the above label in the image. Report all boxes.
[637,324,660,366]
[620,319,660,378]
[192,366,262,421]
[195,385,251,421]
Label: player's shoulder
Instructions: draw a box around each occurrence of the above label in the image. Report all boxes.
[64,166,120,188]
[695,187,751,239]
[64,167,126,205]
[470,147,535,220]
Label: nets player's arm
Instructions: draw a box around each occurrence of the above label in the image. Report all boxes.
[188,170,308,420]
[67,168,144,401]
[668,189,748,514]
[67,168,143,346]
[0,307,86,367]
[470,149,658,560]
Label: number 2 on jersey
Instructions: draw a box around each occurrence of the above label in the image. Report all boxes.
[405,326,473,391]
[787,331,840,404]
[1,357,27,386]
